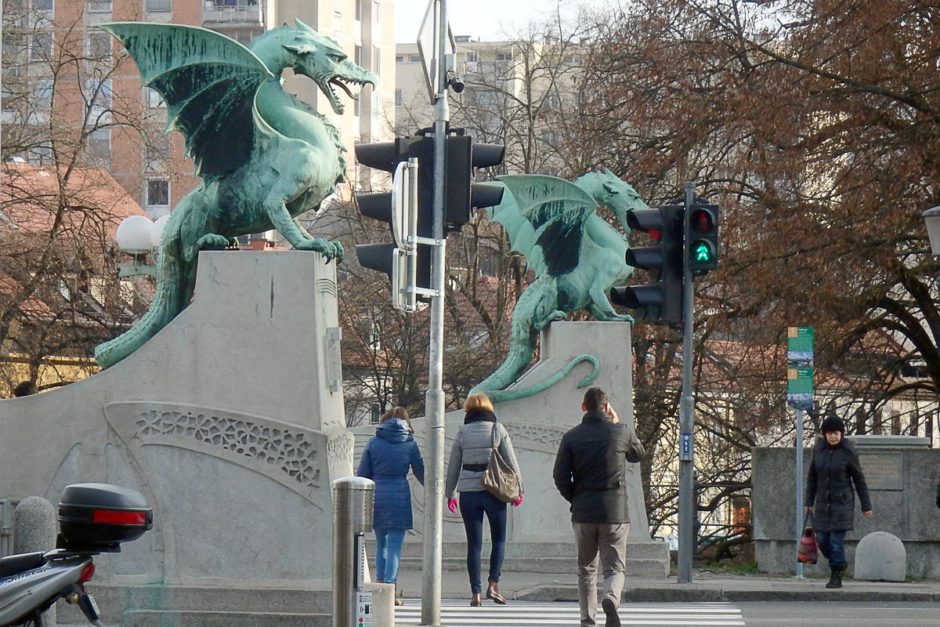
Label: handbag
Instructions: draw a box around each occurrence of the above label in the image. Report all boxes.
[797,511,818,564]
[480,424,521,503]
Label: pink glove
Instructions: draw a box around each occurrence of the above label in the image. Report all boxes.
[447,497,458,513]
[512,493,525,507]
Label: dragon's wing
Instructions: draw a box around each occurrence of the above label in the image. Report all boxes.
[100,23,273,182]
[489,175,598,278]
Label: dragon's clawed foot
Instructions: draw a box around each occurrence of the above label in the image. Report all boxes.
[195,233,231,250]
[295,237,344,263]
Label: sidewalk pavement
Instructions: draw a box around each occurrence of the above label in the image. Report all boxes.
[394,567,940,604]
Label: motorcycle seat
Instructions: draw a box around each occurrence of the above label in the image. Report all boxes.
[0,552,47,578]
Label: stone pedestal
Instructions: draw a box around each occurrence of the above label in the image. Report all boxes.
[352,321,670,578]
[0,252,351,623]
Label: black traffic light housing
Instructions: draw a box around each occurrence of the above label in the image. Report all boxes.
[354,130,505,307]
[354,137,433,299]
[444,132,505,231]
[688,199,719,274]
[609,202,684,325]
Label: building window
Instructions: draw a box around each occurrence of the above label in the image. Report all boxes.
[370,403,381,425]
[28,142,52,165]
[372,46,381,74]
[353,97,360,117]
[87,128,111,166]
[495,51,512,61]
[87,30,112,59]
[354,45,363,66]
[34,0,54,10]
[409,54,421,63]
[30,31,52,62]
[145,0,171,12]
[145,132,170,163]
[394,89,402,106]
[34,78,53,110]
[373,1,380,22]
[87,0,112,12]
[355,0,362,21]
[146,179,170,208]
[85,78,112,124]
[145,87,165,108]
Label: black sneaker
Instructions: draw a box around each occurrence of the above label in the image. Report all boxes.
[602,597,621,627]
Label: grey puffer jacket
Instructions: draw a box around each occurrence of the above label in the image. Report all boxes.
[445,411,522,497]
[805,436,871,532]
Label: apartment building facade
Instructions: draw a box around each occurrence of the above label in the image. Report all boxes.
[2,0,396,221]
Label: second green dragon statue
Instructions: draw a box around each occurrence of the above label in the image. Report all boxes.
[95,21,375,368]
[470,171,648,402]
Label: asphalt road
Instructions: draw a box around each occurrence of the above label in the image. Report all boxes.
[739,601,940,625]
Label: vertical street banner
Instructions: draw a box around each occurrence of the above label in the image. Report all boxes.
[786,327,814,410]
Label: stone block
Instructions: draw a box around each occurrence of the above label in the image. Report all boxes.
[13,496,55,554]
[854,531,906,582]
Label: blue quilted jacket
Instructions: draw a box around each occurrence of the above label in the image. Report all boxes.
[357,418,425,530]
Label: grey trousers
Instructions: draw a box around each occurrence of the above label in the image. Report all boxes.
[573,522,629,627]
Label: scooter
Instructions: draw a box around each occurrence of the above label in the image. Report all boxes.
[0,484,152,627]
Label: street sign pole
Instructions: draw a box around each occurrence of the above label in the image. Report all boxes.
[421,1,449,624]
[677,182,696,584]
[795,406,804,579]
[787,326,814,579]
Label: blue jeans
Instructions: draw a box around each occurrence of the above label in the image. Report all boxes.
[459,490,508,594]
[816,529,846,570]
[374,527,406,584]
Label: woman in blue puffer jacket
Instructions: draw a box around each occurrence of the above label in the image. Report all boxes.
[356,407,424,603]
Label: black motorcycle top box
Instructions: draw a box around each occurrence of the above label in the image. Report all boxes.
[57,483,153,552]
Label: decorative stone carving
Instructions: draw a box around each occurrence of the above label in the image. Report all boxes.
[105,402,324,504]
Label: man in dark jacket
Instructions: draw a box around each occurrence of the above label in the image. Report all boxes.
[804,415,872,589]
[553,387,645,627]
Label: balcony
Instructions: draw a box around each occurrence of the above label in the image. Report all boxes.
[202,0,263,27]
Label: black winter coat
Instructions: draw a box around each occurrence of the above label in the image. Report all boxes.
[553,411,645,524]
[804,436,871,532]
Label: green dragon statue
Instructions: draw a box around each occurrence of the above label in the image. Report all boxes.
[470,171,647,402]
[94,21,375,368]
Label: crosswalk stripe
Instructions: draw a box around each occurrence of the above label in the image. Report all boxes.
[395,601,746,626]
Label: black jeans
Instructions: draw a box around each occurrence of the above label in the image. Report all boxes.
[459,490,507,594]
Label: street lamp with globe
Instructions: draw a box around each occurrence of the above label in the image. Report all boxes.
[924,206,940,258]
[115,215,166,277]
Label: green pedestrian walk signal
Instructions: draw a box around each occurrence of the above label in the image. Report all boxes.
[692,241,714,264]
[688,199,719,274]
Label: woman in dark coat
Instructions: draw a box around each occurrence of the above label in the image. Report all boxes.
[804,415,872,589]
[356,407,424,602]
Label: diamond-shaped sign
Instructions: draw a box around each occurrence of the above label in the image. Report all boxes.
[417,0,456,103]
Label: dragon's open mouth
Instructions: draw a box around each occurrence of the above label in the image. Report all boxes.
[322,74,372,114]
[329,77,354,99]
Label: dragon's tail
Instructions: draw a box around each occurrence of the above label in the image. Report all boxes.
[94,229,187,370]
[484,354,599,404]
[472,343,536,397]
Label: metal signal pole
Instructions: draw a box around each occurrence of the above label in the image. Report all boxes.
[421,1,449,624]
[677,182,696,583]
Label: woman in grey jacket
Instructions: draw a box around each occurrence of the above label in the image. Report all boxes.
[445,393,523,607]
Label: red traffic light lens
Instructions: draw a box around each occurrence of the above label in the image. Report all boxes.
[691,209,714,233]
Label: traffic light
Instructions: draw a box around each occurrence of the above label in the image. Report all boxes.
[688,199,719,274]
[354,137,430,311]
[444,133,505,231]
[609,202,684,325]
[355,131,505,310]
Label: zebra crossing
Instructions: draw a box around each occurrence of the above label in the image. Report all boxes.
[395,600,746,626]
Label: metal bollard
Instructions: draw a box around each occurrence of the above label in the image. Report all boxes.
[332,476,375,627]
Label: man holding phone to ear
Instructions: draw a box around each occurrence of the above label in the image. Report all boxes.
[553,387,645,627]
